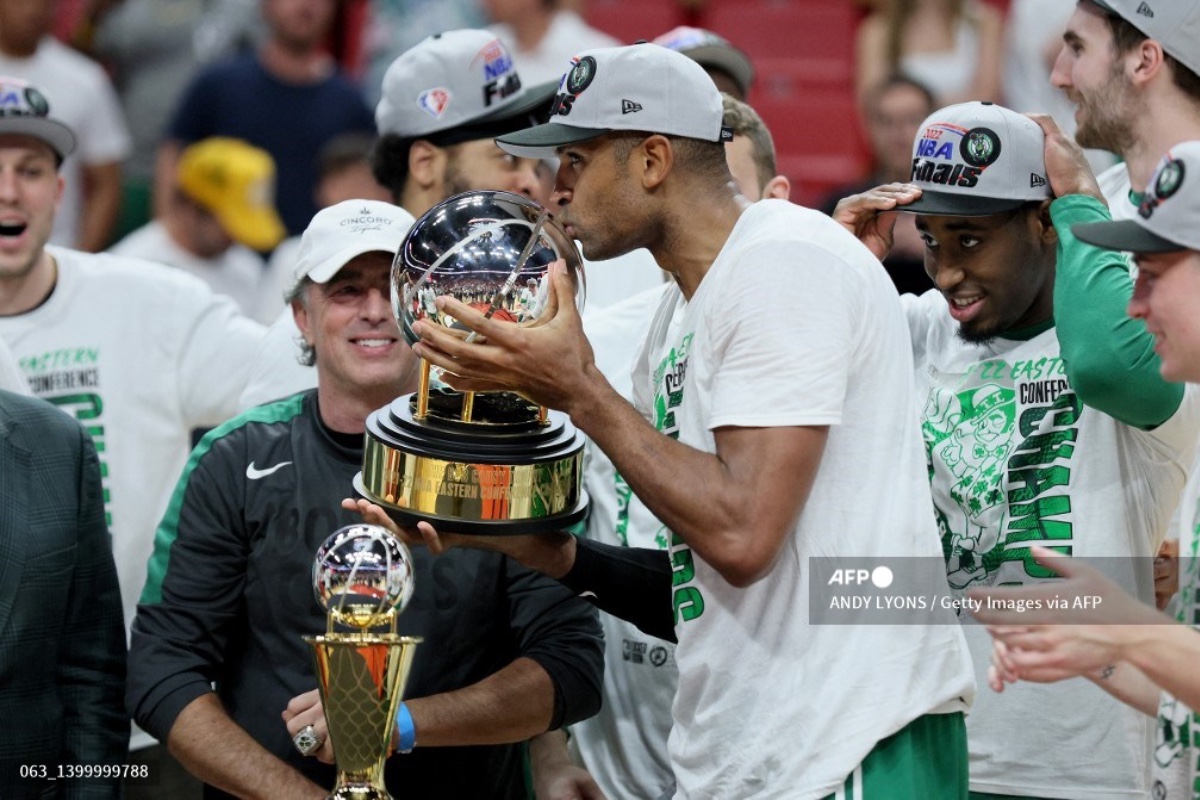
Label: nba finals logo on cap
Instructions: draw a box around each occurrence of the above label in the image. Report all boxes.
[912,122,990,188]
[550,56,598,118]
[902,102,1050,217]
[478,38,520,107]
[0,81,49,119]
[418,88,450,120]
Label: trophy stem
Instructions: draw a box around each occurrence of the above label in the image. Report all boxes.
[415,361,431,421]
[460,391,476,422]
[306,635,421,800]
[537,405,548,426]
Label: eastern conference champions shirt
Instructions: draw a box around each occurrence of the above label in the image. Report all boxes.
[631,200,974,799]
[903,282,1199,798]
[0,247,263,734]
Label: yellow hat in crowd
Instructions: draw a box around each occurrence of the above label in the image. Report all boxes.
[176,137,287,252]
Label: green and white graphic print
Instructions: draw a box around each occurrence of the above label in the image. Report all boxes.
[652,332,705,625]
[922,357,1079,590]
[1154,495,1200,799]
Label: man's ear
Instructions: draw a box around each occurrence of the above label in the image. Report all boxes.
[292,295,314,345]
[1128,38,1167,87]
[763,174,791,201]
[639,135,674,190]
[1037,198,1059,247]
[408,140,446,191]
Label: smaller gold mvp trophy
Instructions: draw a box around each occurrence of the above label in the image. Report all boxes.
[305,524,420,800]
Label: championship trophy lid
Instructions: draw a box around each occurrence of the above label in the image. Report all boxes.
[355,190,591,535]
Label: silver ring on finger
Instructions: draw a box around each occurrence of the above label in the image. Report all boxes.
[293,724,323,757]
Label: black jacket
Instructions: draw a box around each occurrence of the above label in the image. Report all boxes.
[127,391,603,799]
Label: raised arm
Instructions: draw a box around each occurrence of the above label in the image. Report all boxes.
[1033,114,1183,428]
[407,259,833,589]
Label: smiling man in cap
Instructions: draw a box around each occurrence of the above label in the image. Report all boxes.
[0,74,267,792]
[128,198,603,799]
[971,139,1200,800]
[1052,0,1200,219]
[389,42,974,800]
[836,101,1200,800]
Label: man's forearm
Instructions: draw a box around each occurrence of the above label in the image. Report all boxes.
[168,694,325,800]
[560,537,675,642]
[567,375,824,587]
[406,657,555,747]
[1086,660,1162,717]
[1119,623,1200,713]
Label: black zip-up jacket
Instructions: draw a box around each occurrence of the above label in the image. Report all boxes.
[127,391,603,799]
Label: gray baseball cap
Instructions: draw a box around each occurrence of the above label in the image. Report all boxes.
[652,26,755,97]
[903,101,1052,217]
[0,77,76,159]
[376,29,557,144]
[1089,0,1200,78]
[1073,141,1200,253]
[496,44,732,161]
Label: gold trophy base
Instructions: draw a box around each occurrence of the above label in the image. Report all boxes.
[356,392,588,535]
[306,634,421,800]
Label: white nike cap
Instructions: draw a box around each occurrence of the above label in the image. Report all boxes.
[496,43,732,160]
[294,200,415,286]
[1073,140,1200,253]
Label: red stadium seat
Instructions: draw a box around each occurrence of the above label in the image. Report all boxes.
[750,83,868,207]
[585,0,686,44]
[702,0,858,61]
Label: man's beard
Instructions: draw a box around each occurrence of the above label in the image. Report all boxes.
[1073,66,1141,155]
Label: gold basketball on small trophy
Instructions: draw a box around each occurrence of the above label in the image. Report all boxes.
[354,190,590,534]
[305,524,421,800]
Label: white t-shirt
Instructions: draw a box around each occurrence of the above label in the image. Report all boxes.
[0,335,28,394]
[254,235,301,324]
[110,220,264,316]
[0,38,132,248]
[1099,163,1138,222]
[903,288,1200,799]
[581,247,668,313]
[1152,452,1200,800]
[0,247,265,748]
[572,284,677,800]
[630,201,974,800]
[490,10,622,85]
[238,308,316,410]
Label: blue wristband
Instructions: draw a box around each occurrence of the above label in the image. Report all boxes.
[395,703,416,754]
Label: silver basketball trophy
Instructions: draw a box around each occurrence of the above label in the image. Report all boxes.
[353,190,589,534]
[305,525,421,800]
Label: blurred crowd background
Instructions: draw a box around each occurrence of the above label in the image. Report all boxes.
[37,0,1098,255]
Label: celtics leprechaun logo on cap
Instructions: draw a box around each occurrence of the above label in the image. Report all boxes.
[1154,159,1185,200]
[566,56,597,95]
[23,87,48,115]
[960,127,1001,168]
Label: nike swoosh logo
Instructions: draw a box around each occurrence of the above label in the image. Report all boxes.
[246,461,293,480]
